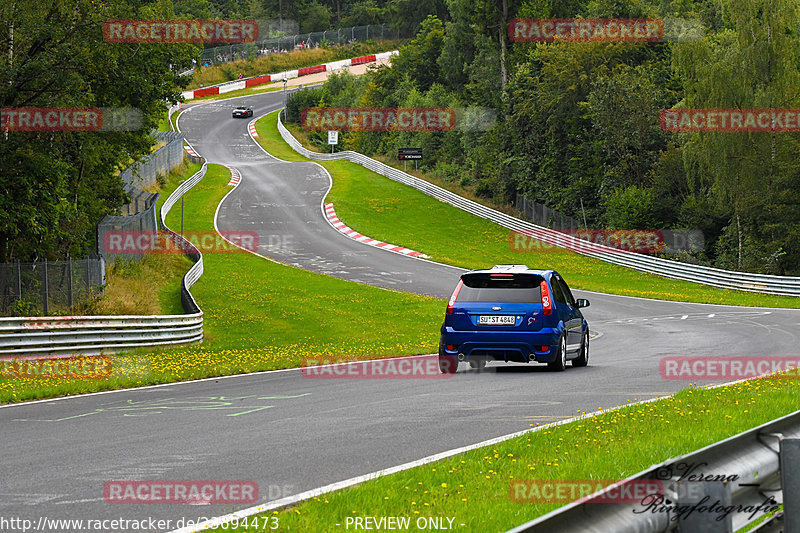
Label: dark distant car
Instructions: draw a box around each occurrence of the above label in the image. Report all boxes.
[232,106,253,118]
[439,265,590,373]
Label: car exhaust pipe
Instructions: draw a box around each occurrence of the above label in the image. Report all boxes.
[458,353,466,362]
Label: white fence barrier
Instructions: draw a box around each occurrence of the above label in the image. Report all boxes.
[277,113,800,297]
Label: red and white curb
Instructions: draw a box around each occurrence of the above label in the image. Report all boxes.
[324,203,429,258]
[226,166,241,186]
[248,119,258,138]
[181,51,398,101]
[184,145,199,157]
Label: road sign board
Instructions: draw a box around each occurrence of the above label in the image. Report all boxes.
[398,148,422,161]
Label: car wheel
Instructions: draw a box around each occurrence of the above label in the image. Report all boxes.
[548,334,567,372]
[439,355,458,374]
[572,330,589,367]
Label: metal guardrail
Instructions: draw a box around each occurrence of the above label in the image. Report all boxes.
[277,113,800,296]
[507,409,800,533]
[0,162,208,357]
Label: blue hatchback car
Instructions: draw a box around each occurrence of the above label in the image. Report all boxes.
[439,265,590,373]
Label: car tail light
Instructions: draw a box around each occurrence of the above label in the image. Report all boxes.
[446,345,455,351]
[490,273,514,278]
[446,280,463,315]
[540,346,549,352]
[540,280,553,315]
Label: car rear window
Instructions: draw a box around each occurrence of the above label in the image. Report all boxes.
[456,274,543,303]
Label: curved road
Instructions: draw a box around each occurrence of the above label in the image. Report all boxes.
[2,90,800,532]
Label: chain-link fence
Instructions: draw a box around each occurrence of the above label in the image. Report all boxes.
[516,195,580,231]
[120,131,185,192]
[0,257,105,316]
[97,199,160,264]
[199,24,401,66]
[98,131,184,262]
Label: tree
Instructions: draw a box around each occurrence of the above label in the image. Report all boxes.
[390,15,445,91]
[342,0,385,26]
[586,62,673,195]
[603,185,658,229]
[386,0,449,36]
[674,0,800,271]
[299,1,334,32]
[0,0,198,262]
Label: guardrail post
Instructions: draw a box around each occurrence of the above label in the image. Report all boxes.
[675,480,732,532]
[42,258,49,315]
[67,255,73,310]
[16,260,22,305]
[781,438,800,533]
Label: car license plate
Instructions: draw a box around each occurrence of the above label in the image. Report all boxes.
[478,315,515,325]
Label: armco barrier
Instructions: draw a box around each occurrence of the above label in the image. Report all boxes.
[298,64,327,76]
[508,409,800,532]
[351,54,377,65]
[276,113,800,296]
[181,51,398,100]
[0,162,208,357]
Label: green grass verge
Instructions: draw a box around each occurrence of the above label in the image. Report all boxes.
[157,113,171,132]
[167,164,443,354]
[258,112,800,309]
[216,377,796,532]
[0,163,444,404]
[254,110,306,162]
[97,254,192,316]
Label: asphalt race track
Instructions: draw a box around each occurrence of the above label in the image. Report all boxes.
[3,90,800,531]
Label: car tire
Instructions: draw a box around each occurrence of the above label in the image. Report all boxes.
[439,355,458,374]
[572,330,589,367]
[548,334,567,372]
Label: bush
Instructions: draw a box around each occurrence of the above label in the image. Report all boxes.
[603,186,658,229]
[431,161,462,183]
[286,87,327,124]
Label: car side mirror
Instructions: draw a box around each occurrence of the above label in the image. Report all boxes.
[575,299,590,308]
